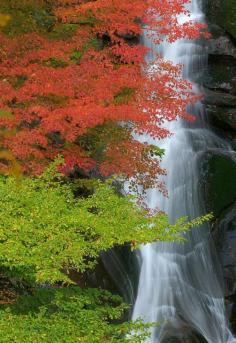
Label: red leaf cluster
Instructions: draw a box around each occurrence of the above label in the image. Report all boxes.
[0,0,208,187]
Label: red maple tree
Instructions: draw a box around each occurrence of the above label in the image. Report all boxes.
[0,0,208,189]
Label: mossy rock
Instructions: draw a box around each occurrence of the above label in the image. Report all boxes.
[220,0,236,39]
[206,0,236,40]
[205,55,236,96]
[207,105,236,132]
[204,154,236,216]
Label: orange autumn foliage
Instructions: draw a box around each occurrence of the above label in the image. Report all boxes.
[0,0,208,189]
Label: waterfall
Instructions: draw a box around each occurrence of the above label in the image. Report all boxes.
[131,1,236,342]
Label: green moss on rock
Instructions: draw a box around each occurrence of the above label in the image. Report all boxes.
[220,0,236,39]
[207,154,236,216]
[206,55,236,96]
[206,0,236,40]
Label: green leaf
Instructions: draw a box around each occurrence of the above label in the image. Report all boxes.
[0,109,13,118]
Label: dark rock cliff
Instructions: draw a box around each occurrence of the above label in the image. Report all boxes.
[204,0,236,145]
[204,0,236,331]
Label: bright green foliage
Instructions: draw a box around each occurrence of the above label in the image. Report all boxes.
[0,287,153,343]
[148,145,165,158]
[87,38,100,50]
[0,159,211,343]
[0,109,13,119]
[0,159,211,284]
[70,50,83,64]
[70,39,100,64]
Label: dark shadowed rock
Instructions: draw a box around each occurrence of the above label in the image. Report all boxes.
[203,152,236,217]
[207,106,236,133]
[205,0,236,41]
[212,203,236,331]
[207,25,236,58]
[160,322,208,343]
[204,0,236,144]
[204,54,236,96]
[199,0,236,332]
[204,90,236,108]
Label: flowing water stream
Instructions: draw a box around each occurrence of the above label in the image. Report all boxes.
[131,1,236,342]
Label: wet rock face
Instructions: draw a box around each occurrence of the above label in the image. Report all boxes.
[160,323,208,343]
[212,204,236,332]
[203,153,236,217]
[202,150,236,331]
[204,8,236,329]
[201,148,236,330]
[205,54,236,96]
[204,48,236,145]
[205,0,236,41]
[204,0,236,145]
[68,246,139,305]
[202,11,236,325]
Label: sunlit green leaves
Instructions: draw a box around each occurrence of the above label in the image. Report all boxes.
[0,160,212,342]
[0,109,13,119]
[0,160,211,284]
[0,287,153,343]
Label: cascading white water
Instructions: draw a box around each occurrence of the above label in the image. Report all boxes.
[132,1,236,342]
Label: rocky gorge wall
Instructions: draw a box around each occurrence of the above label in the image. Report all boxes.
[204,0,236,331]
